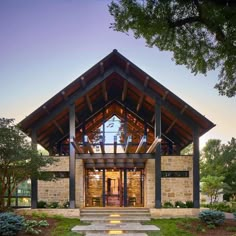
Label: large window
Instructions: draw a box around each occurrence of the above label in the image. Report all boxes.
[4,180,31,208]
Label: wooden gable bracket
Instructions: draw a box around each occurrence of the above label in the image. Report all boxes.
[81,76,93,113]
[100,62,104,74]
[61,91,68,101]
[125,135,132,154]
[84,135,94,154]
[136,76,149,112]
[43,106,64,135]
[165,105,188,134]
[70,137,84,154]
[146,136,162,153]
[135,135,147,153]
[99,135,105,154]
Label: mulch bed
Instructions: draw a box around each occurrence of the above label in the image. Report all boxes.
[178,219,236,236]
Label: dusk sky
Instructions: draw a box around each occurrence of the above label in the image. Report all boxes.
[0,0,235,149]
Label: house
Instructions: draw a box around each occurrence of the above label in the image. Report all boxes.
[19,49,215,209]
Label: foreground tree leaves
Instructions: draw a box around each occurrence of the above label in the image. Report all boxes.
[109,0,236,97]
[0,118,57,211]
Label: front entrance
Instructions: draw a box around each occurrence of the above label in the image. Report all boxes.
[85,168,144,207]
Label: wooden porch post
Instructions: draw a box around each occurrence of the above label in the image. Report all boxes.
[31,129,38,209]
[69,103,76,208]
[193,128,200,208]
[155,101,162,208]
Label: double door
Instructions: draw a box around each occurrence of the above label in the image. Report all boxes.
[85,169,144,207]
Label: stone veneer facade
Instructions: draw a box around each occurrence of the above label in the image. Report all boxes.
[145,156,193,208]
[38,155,193,207]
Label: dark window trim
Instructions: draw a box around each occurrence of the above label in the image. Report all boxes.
[161,171,189,178]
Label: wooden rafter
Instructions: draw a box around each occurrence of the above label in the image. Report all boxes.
[99,136,105,154]
[135,135,147,153]
[165,105,188,134]
[102,81,108,102]
[100,62,104,74]
[84,135,94,154]
[125,135,132,153]
[122,80,128,101]
[136,76,149,112]
[43,106,64,135]
[71,137,83,154]
[81,76,93,113]
[146,136,162,153]
[61,91,68,101]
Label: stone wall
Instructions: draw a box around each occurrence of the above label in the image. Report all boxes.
[38,156,69,206]
[145,156,193,207]
[162,156,193,204]
[75,159,84,208]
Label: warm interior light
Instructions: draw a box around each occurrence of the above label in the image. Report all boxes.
[110,214,120,217]
[110,220,121,224]
[108,230,123,234]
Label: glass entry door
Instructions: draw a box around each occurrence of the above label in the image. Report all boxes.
[85,168,144,207]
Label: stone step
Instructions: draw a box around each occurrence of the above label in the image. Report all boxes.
[81,212,150,216]
[86,233,148,236]
[80,216,151,222]
[71,222,160,234]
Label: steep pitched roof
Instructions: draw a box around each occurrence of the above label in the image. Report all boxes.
[20,49,215,152]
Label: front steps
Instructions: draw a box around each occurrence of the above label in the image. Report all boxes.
[80,207,151,223]
[71,208,160,235]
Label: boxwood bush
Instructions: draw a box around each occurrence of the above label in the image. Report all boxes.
[0,212,24,236]
[199,210,225,226]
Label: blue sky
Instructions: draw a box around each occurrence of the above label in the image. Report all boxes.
[0,0,235,149]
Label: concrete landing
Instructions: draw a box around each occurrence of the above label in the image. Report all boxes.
[71,222,159,234]
[86,233,148,236]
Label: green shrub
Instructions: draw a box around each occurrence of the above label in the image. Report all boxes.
[63,201,69,208]
[211,202,232,212]
[185,200,194,208]
[37,200,47,208]
[48,201,59,208]
[162,201,174,208]
[23,219,49,235]
[175,201,186,208]
[199,210,225,226]
[0,212,24,236]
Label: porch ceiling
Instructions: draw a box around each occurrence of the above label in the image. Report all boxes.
[19,49,215,152]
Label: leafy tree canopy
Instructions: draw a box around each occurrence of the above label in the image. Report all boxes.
[201,138,236,200]
[0,118,56,211]
[109,0,236,97]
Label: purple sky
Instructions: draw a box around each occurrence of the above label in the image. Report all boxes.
[0,0,235,148]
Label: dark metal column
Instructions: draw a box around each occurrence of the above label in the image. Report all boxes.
[123,169,127,207]
[155,101,162,208]
[31,129,38,209]
[102,169,106,207]
[193,128,200,208]
[69,103,76,208]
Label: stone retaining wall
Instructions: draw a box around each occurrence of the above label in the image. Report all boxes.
[150,208,200,218]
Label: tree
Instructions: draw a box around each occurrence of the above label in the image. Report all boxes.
[180,143,193,155]
[201,175,226,204]
[201,138,236,200]
[0,118,56,211]
[109,0,236,97]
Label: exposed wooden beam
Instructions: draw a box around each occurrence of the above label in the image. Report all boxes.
[122,80,128,101]
[43,106,64,135]
[165,105,188,134]
[70,137,83,154]
[84,135,94,154]
[99,136,105,154]
[102,82,108,101]
[137,76,149,111]
[125,135,132,153]
[135,135,147,153]
[85,95,93,112]
[146,136,162,153]
[76,153,154,159]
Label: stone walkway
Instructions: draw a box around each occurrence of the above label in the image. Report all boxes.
[71,208,160,235]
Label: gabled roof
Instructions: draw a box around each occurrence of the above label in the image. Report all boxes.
[20,49,215,152]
